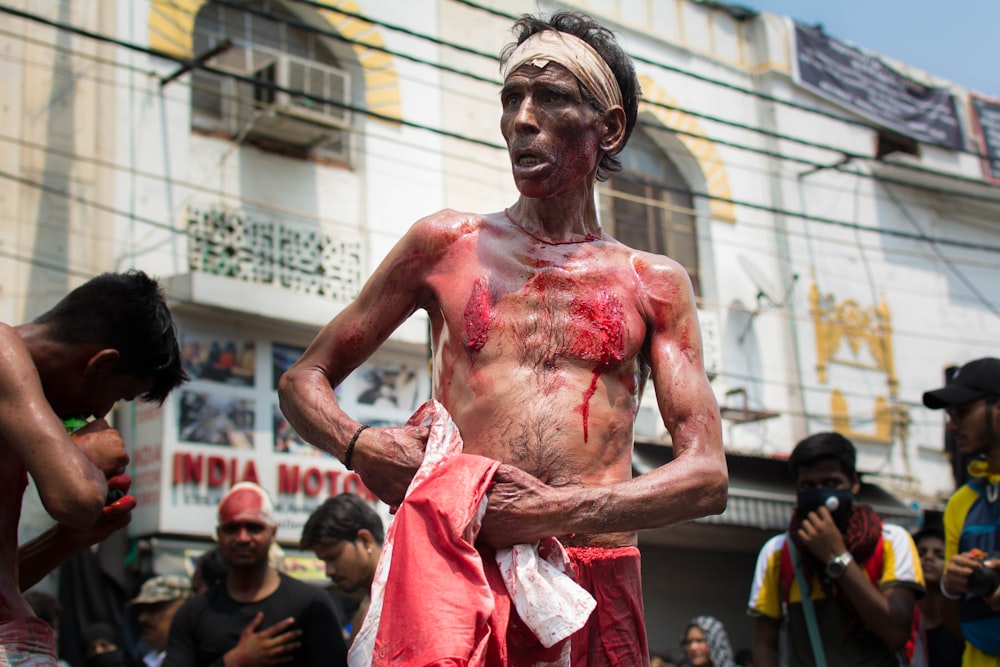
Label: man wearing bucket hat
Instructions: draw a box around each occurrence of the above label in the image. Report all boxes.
[923,358,1000,666]
[129,575,191,667]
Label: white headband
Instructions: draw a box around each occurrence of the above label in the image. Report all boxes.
[501,30,623,111]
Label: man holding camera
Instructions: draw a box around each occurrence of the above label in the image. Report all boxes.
[747,432,923,667]
[924,358,1000,666]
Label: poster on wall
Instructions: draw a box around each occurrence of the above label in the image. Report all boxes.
[150,331,430,542]
[793,22,963,150]
[180,330,256,386]
[178,389,255,449]
[970,94,1000,184]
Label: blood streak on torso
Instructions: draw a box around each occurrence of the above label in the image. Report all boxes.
[462,278,493,352]
[568,291,625,441]
[464,266,627,442]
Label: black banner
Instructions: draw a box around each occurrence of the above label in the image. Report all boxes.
[794,23,964,151]
[970,95,1000,183]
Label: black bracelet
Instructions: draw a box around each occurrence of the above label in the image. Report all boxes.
[344,424,370,470]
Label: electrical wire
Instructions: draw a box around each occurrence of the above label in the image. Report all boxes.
[163,0,998,194]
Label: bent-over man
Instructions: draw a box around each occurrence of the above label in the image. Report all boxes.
[1,271,187,664]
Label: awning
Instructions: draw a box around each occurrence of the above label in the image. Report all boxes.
[633,441,921,532]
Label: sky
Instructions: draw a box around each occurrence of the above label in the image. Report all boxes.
[745,0,999,99]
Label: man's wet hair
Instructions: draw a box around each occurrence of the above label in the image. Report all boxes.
[788,431,857,480]
[500,11,641,181]
[34,270,188,403]
[301,493,385,548]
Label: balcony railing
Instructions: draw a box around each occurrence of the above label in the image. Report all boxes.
[187,207,363,301]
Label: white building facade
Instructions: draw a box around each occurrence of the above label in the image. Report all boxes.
[3,0,998,654]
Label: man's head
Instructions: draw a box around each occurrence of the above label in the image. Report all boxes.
[789,432,860,526]
[300,493,384,595]
[32,270,187,419]
[923,358,1000,459]
[498,12,640,192]
[129,575,192,653]
[216,482,277,569]
[912,525,946,586]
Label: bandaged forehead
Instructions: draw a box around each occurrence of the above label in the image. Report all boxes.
[501,30,622,112]
[218,482,274,526]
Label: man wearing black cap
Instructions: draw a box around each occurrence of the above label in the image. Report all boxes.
[923,358,1000,666]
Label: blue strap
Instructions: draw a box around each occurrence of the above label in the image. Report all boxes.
[786,537,827,667]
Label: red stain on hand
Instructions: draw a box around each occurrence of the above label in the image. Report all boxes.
[463,278,494,352]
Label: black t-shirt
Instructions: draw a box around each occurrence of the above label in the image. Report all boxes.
[163,573,347,667]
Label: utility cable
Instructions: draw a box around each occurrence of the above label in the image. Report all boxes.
[172,0,998,189]
[6,4,996,207]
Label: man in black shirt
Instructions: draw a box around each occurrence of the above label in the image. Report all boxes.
[164,482,347,667]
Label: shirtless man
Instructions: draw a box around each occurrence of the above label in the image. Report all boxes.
[0,271,186,665]
[279,11,727,663]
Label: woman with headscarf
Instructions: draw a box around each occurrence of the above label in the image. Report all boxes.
[82,622,129,667]
[681,615,736,667]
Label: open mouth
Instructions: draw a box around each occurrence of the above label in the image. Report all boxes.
[517,155,542,166]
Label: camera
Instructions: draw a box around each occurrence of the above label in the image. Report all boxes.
[966,552,1000,597]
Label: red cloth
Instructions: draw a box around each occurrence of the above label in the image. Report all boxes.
[369,453,648,666]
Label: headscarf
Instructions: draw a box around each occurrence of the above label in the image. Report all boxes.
[500,29,622,111]
[683,615,735,667]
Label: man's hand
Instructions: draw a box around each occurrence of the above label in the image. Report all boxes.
[71,418,129,478]
[224,613,302,667]
[797,506,847,563]
[478,464,563,548]
[351,425,428,507]
[944,551,981,597]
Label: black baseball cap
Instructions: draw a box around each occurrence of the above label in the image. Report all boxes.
[922,358,1000,409]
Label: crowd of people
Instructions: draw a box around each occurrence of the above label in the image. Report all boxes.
[3,6,999,667]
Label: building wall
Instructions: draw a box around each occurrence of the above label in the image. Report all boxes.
[5,0,999,623]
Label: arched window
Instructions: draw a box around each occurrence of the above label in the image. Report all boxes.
[602,130,699,294]
[191,0,350,161]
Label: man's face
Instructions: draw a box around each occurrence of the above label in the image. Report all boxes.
[500,62,603,199]
[794,458,859,495]
[312,535,378,595]
[217,520,275,568]
[945,399,994,457]
[135,598,185,653]
[50,371,153,422]
[916,535,946,585]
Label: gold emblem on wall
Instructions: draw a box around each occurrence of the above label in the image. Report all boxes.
[810,282,908,444]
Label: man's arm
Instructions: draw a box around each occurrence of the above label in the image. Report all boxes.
[0,325,110,527]
[279,216,455,506]
[481,256,727,545]
[19,484,134,590]
[752,616,781,667]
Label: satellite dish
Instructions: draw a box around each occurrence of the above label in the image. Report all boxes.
[738,255,796,308]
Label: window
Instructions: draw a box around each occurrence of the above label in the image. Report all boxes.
[601,130,700,294]
[191,0,350,161]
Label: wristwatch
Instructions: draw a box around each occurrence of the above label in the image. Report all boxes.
[825,551,854,579]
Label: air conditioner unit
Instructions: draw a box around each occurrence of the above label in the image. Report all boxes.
[225,53,350,154]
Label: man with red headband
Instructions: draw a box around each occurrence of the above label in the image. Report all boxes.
[164,482,347,667]
[279,10,726,665]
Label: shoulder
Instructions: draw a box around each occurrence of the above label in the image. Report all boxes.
[279,573,330,601]
[881,522,914,543]
[622,248,697,318]
[405,209,488,250]
[756,533,787,566]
